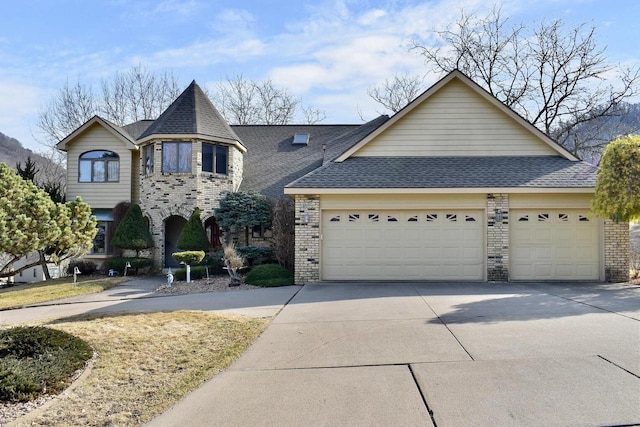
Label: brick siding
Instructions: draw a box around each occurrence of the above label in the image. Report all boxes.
[293,195,320,284]
[604,220,630,282]
[487,193,509,281]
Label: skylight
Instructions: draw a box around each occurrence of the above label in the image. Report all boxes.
[292,133,309,145]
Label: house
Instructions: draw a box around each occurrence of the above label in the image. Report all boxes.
[2,253,62,284]
[57,70,630,283]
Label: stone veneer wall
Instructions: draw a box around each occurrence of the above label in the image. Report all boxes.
[294,195,320,284]
[138,139,242,268]
[604,220,630,282]
[487,193,509,281]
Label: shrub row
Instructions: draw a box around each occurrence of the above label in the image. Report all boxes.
[244,264,294,287]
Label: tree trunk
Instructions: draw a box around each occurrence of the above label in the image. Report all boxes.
[39,250,52,281]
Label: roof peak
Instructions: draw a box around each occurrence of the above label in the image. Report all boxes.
[138,80,241,144]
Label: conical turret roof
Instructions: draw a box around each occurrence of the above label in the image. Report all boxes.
[139,80,241,144]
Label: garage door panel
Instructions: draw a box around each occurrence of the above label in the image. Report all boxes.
[511,210,599,280]
[322,210,484,281]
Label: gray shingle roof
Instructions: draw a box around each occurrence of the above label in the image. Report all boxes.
[286,156,597,189]
[233,124,359,198]
[122,120,154,140]
[139,81,241,144]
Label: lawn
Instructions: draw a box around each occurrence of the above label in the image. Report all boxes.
[9,311,268,426]
[0,277,129,310]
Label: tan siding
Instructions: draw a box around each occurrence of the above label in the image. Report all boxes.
[321,194,486,210]
[354,79,558,157]
[66,123,134,209]
[509,194,593,209]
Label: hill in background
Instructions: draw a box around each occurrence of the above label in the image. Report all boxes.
[0,131,65,189]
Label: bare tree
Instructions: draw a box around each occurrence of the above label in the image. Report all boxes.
[37,65,182,146]
[101,65,182,126]
[214,74,260,125]
[214,75,310,125]
[254,79,299,124]
[37,80,96,145]
[411,7,640,159]
[368,72,425,114]
[301,105,327,124]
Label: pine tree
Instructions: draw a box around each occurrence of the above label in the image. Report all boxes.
[177,207,210,251]
[111,204,154,257]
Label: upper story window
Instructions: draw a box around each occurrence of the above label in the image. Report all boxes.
[202,143,228,175]
[79,150,119,183]
[162,141,192,173]
[143,144,154,175]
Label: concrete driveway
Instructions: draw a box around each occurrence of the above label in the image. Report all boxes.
[149,281,640,427]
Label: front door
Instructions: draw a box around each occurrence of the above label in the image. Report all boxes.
[164,215,187,268]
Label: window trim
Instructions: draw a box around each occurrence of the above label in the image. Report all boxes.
[78,150,120,183]
[143,144,154,175]
[162,141,192,173]
[202,143,229,175]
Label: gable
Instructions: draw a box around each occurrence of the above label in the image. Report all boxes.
[340,72,574,160]
[57,116,137,151]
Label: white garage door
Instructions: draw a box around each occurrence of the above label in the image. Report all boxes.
[322,210,484,280]
[510,210,600,280]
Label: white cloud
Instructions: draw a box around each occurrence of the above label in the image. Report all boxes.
[153,0,203,17]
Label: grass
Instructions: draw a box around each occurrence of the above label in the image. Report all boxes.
[245,264,294,287]
[16,311,268,426]
[0,276,129,310]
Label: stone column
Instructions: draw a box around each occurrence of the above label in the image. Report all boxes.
[294,195,320,284]
[487,193,509,281]
[604,220,630,282]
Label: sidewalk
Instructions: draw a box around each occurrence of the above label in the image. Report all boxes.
[0,277,302,325]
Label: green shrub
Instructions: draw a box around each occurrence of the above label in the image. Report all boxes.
[198,251,225,274]
[66,259,97,275]
[173,266,220,281]
[236,246,276,267]
[172,251,205,265]
[244,264,294,287]
[106,257,154,275]
[0,326,93,402]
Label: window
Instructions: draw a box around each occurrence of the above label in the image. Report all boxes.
[202,143,228,175]
[91,220,112,254]
[162,141,192,173]
[143,144,154,175]
[79,151,119,182]
[90,210,114,255]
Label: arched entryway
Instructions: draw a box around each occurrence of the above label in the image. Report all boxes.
[164,215,187,268]
[205,217,223,249]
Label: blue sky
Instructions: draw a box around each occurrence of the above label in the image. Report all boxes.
[1,0,638,152]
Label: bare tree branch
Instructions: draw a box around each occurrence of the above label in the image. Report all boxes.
[411,7,640,160]
[368,72,425,114]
